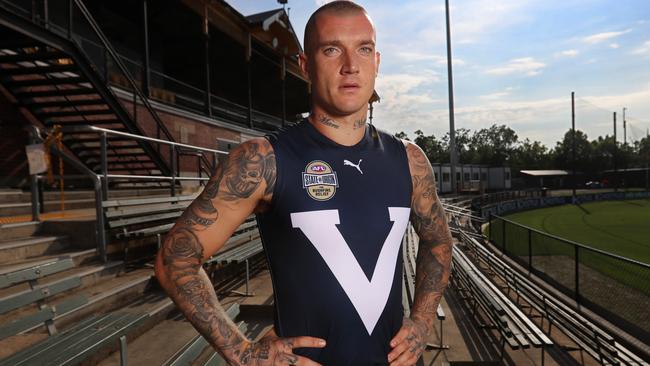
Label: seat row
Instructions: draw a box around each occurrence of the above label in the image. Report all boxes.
[460,231,646,366]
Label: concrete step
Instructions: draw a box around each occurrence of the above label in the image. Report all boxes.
[0,236,70,264]
[0,222,40,241]
[0,199,95,217]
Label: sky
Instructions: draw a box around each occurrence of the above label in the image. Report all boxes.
[227,0,650,148]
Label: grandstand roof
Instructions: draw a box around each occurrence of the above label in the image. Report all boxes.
[246,8,303,56]
[520,170,570,176]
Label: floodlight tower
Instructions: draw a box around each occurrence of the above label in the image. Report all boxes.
[445,0,458,194]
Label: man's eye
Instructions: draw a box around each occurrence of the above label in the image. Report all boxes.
[323,47,339,55]
[360,47,373,54]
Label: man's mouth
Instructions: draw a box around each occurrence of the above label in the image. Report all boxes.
[340,83,360,91]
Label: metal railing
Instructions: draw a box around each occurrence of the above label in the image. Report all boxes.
[29,126,227,263]
[488,214,650,342]
[471,189,543,209]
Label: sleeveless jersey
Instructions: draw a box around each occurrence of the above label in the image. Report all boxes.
[256,120,412,365]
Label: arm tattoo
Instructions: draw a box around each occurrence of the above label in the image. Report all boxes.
[405,142,453,329]
[161,228,245,355]
[158,139,277,364]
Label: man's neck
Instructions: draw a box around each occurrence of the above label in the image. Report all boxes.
[308,110,368,146]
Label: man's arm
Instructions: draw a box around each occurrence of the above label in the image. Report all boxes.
[388,142,453,366]
[154,138,324,366]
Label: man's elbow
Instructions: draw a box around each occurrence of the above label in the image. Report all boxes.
[153,247,170,288]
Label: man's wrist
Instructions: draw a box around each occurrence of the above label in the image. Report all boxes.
[409,313,434,336]
[220,337,252,366]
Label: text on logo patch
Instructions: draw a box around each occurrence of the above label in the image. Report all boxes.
[302,160,338,201]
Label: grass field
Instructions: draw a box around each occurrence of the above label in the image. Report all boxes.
[503,199,650,264]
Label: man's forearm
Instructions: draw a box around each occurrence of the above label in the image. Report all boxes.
[156,226,248,362]
[406,142,454,330]
[410,237,452,330]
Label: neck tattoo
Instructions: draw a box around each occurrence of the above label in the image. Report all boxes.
[353,118,367,130]
[318,115,340,129]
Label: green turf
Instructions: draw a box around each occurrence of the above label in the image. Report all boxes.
[502,199,650,263]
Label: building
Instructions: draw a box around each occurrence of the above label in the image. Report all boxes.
[0,0,312,188]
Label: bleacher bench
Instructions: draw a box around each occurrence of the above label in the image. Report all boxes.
[451,243,553,364]
[206,220,263,297]
[0,311,148,366]
[165,303,242,366]
[102,194,198,257]
[461,231,647,366]
[0,257,88,342]
[165,303,275,366]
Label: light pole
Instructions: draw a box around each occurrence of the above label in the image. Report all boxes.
[571,92,576,202]
[445,0,458,194]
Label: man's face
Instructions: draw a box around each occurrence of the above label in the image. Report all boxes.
[301,11,380,117]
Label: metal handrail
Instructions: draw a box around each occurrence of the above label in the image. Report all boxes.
[28,126,108,262]
[30,125,227,263]
[60,125,227,155]
[489,214,650,270]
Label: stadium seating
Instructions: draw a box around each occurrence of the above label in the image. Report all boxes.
[102,194,198,260]
[459,231,647,366]
[164,303,242,366]
[451,243,553,363]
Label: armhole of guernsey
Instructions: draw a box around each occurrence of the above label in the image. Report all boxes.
[264,135,283,216]
[398,139,414,202]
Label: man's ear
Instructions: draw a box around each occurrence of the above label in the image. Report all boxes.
[299,53,310,81]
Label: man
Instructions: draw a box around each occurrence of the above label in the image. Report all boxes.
[154,1,452,365]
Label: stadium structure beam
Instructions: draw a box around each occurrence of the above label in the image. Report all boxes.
[142,0,151,97]
[203,3,212,116]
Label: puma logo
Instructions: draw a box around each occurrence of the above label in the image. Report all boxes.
[343,159,363,174]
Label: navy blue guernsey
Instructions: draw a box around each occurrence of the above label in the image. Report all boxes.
[256,120,412,365]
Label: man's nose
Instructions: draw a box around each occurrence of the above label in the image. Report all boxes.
[340,51,359,74]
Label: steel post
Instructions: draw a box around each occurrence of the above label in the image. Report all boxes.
[100,131,108,200]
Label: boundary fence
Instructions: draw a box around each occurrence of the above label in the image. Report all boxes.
[480,191,650,218]
[488,214,650,343]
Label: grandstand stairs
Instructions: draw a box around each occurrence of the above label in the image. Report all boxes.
[0,5,182,188]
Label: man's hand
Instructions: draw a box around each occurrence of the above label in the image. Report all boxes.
[231,335,326,366]
[387,317,429,366]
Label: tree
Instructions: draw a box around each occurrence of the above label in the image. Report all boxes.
[413,130,447,163]
[511,138,550,171]
[552,129,593,173]
[394,131,409,141]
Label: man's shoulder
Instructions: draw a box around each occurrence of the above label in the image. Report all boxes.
[265,120,306,144]
[370,124,408,148]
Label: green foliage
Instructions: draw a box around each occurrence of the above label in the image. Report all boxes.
[396,126,650,176]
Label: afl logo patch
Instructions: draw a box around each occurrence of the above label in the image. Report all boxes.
[302,160,338,201]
